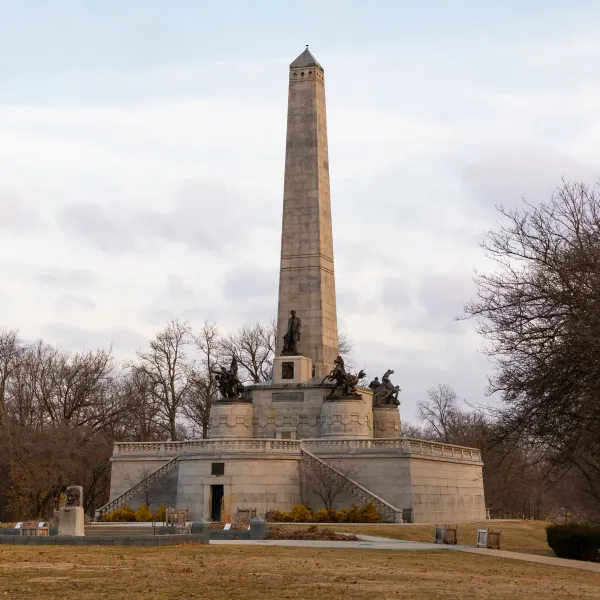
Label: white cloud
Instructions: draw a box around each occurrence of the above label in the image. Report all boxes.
[2,22,600,422]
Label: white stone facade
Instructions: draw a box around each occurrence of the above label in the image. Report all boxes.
[108,437,486,523]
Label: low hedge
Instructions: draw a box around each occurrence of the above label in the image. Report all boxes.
[102,503,167,522]
[265,503,382,523]
[546,523,600,562]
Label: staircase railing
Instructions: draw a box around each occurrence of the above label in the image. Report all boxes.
[94,455,179,521]
[300,446,403,523]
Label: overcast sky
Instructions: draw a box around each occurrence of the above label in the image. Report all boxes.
[2,1,600,423]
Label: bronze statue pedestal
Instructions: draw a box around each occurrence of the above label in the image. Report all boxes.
[273,355,312,384]
[319,395,372,438]
[209,400,254,438]
[373,404,401,439]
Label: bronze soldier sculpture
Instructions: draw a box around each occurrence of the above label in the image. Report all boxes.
[282,309,301,355]
[371,369,401,406]
[211,357,245,400]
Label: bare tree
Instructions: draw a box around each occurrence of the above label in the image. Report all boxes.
[133,320,193,441]
[418,384,461,443]
[184,322,222,438]
[463,180,600,518]
[114,369,165,442]
[219,321,275,383]
[0,329,24,426]
[400,421,425,439]
[303,460,361,511]
[125,466,170,509]
[337,331,354,369]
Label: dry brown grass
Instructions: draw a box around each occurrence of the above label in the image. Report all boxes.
[276,520,552,554]
[1,543,599,600]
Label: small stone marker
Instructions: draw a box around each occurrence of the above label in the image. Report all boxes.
[224,523,231,530]
[250,516,266,540]
[190,518,209,544]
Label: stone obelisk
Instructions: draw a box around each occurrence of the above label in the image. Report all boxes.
[275,47,339,380]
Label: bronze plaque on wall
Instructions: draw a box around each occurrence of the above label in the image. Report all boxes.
[281,361,294,379]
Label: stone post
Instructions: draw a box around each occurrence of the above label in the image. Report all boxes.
[250,516,266,540]
[191,518,210,544]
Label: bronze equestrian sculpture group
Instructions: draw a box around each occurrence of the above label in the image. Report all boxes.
[322,355,366,398]
[211,357,245,400]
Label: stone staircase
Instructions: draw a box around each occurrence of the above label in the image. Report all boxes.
[94,455,179,521]
[300,446,403,523]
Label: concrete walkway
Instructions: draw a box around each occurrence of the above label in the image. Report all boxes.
[211,538,451,551]
[211,535,600,573]
[456,547,600,573]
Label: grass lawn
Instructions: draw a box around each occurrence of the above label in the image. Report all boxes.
[275,520,552,554]
[0,544,598,599]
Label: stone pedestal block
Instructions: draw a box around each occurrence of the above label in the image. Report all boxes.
[209,401,254,438]
[373,405,402,438]
[320,396,372,438]
[273,355,312,384]
[58,506,84,536]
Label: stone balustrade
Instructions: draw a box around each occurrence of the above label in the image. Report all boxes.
[113,438,302,457]
[301,438,482,461]
[112,437,481,462]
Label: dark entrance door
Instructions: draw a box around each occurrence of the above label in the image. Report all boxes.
[211,485,224,521]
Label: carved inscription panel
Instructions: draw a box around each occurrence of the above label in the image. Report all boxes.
[273,392,304,403]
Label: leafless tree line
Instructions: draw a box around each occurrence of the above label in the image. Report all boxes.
[3,180,597,523]
[0,320,352,520]
[404,180,600,524]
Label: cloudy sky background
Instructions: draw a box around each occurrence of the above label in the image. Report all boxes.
[2,1,600,423]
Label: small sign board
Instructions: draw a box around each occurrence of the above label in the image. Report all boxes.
[15,522,22,529]
[434,526,445,544]
[38,522,45,528]
[476,529,488,548]
[224,523,231,530]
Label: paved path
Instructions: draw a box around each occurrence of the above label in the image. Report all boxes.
[211,538,450,551]
[211,535,600,573]
[456,547,600,573]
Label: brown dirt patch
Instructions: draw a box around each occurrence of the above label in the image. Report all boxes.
[0,544,599,599]
[266,525,358,541]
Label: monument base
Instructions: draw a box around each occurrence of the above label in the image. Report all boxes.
[320,395,372,438]
[373,405,402,438]
[209,401,254,438]
[58,506,84,536]
[273,355,312,384]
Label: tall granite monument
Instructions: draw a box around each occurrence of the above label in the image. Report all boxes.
[276,47,338,381]
[104,48,487,525]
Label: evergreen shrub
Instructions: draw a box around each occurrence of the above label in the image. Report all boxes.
[546,523,600,562]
